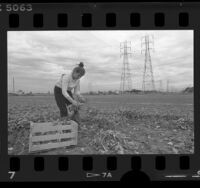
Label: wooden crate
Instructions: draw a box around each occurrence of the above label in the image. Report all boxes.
[29,120,78,153]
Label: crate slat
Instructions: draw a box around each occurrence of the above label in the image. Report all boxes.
[28,122,34,153]
[30,140,77,152]
[31,132,77,142]
[32,124,73,133]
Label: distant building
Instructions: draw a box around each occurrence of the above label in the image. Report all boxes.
[130,89,142,94]
[25,91,34,96]
[16,90,25,95]
[8,93,19,96]
[182,87,193,93]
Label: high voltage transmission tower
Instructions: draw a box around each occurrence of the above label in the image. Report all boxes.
[141,35,156,92]
[119,41,132,94]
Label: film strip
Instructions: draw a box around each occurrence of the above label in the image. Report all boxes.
[0,1,200,183]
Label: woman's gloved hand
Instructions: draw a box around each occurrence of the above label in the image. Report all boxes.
[71,100,79,110]
[72,100,83,111]
[77,95,86,103]
[72,100,78,106]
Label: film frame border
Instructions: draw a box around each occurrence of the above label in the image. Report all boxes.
[0,2,199,182]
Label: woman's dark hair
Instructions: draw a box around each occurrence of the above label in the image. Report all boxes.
[79,62,84,68]
[73,62,85,76]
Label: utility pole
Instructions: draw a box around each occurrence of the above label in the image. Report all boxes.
[88,82,93,93]
[159,80,163,92]
[119,40,132,94]
[166,80,169,92]
[13,77,15,93]
[141,35,155,92]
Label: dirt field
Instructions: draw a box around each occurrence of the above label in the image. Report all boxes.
[8,93,194,155]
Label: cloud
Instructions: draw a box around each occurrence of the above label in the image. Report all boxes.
[8,30,193,92]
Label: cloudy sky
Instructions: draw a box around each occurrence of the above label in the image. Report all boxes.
[8,30,193,93]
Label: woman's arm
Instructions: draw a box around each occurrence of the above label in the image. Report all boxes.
[74,81,86,103]
[74,80,81,97]
[61,74,75,103]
